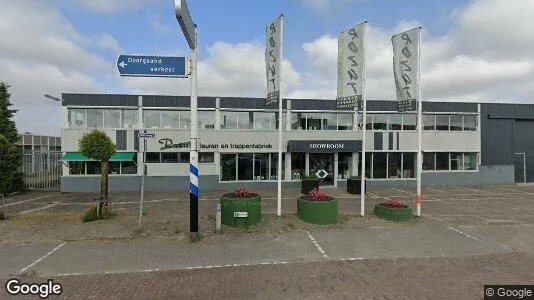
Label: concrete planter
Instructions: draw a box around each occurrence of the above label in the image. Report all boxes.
[374,203,413,221]
[301,179,319,194]
[297,197,337,225]
[220,195,261,228]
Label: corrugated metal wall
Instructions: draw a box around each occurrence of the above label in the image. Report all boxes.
[62,94,137,106]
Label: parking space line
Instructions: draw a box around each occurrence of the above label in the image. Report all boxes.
[389,187,413,195]
[426,187,444,193]
[304,231,328,259]
[0,195,56,208]
[20,242,66,274]
[452,186,493,194]
[19,202,59,214]
[447,226,487,244]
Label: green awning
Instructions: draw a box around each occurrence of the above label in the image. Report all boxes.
[61,152,135,162]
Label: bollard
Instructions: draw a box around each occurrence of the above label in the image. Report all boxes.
[216,199,221,234]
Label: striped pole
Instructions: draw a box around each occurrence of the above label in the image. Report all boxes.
[189,25,199,235]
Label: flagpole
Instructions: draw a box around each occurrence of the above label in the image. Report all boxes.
[277,14,284,216]
[360,21,367,217]
[416,26,422,217]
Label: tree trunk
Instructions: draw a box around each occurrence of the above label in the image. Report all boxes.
[101,158,109,202]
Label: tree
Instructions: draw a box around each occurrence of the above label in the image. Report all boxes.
[0,82,19,143]
[0,82,23,194]
[78,129,116,206]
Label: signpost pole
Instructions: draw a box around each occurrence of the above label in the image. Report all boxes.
[416,28,422,217]
[139,136,147,230]
[189,25,199,236]
[360,21,367,218]
[277,15,284,217]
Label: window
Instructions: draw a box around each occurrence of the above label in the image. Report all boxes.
[307,113,322,130]
[69,161,85,175]
[177,111,190,129]
[373,153,387,178]
[322,113,337,130]
[388,152,402,178]
[373,114,387,130]
[104,109,121,128]
[179,152,190,163]
[86,161,100,174]
[464,153,477,170]
[436,115,449,131]
[403,153,415,178]
[450,115,463,131]
[123,110,138,128]
[161,111,179,128]
[388,114,402,130]
[69,109,85,128]
[237,112,253,129]
[423,114,435,130]
[357,152,372,179]
[402,114,416,130]
[423,153,435,171]
[199,152,214,163]
[162,152,179,163]
[254,112,275,130]
[254,153,269,180]
[109,161,121,174]
[121,160,137,174]
[435,152,449,170]
[338,153,352,179]
[198,111,215,129]
[145,152,161,163]
[464,115,477,131]
[270,153,285,180]
[220,111,238,129]
[291,152,305,179]
[221,154,237,181]
[450,152,463,170]
[365,114,373,130]
[144,110,161,128]
[338,114,353,130]
[86,109,103,128]
[291,112,306,130]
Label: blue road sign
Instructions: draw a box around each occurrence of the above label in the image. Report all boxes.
[117,55,188,78]
[137,133,155,139]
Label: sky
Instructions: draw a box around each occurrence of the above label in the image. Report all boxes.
[1,0,533,136]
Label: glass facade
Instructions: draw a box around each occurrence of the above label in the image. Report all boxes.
[220,153,285,181]
[338,153,352,179]
[422,152,478,171]
[291,153,306,180]
[68,155,138,175]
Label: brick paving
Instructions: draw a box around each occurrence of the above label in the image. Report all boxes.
[1,252,533,299]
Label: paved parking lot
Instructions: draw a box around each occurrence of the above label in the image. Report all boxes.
[1,184,533,298]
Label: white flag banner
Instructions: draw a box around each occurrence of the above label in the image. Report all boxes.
[392,27,420,112]
[336,21,365,110]
[265,15,282,106]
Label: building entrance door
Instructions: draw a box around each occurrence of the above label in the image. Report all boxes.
[309,153,334,186]
[514,153,526,183]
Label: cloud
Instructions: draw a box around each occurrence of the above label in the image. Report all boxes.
[95,33,123,54]
[121,41,302,97]
[299,0,369,10]
[72,0,159,13]
[294,0,534,102]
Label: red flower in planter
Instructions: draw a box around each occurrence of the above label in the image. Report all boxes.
[228,187,258,198]
[306,188,332,201]
[384,198,405,208]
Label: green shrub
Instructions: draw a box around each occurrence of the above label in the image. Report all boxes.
[82,204,116,222]
[0,211,7,221]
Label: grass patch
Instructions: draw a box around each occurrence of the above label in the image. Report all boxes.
[285,222,296,230]
[0,211,8,221]
[82,205,117,222]
[189,232,204,243]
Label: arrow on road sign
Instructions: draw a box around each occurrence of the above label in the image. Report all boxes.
[117,55,188,78]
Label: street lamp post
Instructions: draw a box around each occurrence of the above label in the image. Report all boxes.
[175,0,199,237]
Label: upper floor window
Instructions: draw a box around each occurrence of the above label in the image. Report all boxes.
[69,108,138,129]
[291,112,353,130]
[423,114,478,131]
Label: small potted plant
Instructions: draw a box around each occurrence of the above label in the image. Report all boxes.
[297,187,337,225]
[374,198,413,221]
[346,175,366,194]
[220,187,262,228]
[301,174,319,194]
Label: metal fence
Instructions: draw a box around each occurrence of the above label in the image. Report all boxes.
[21,150,62,190]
